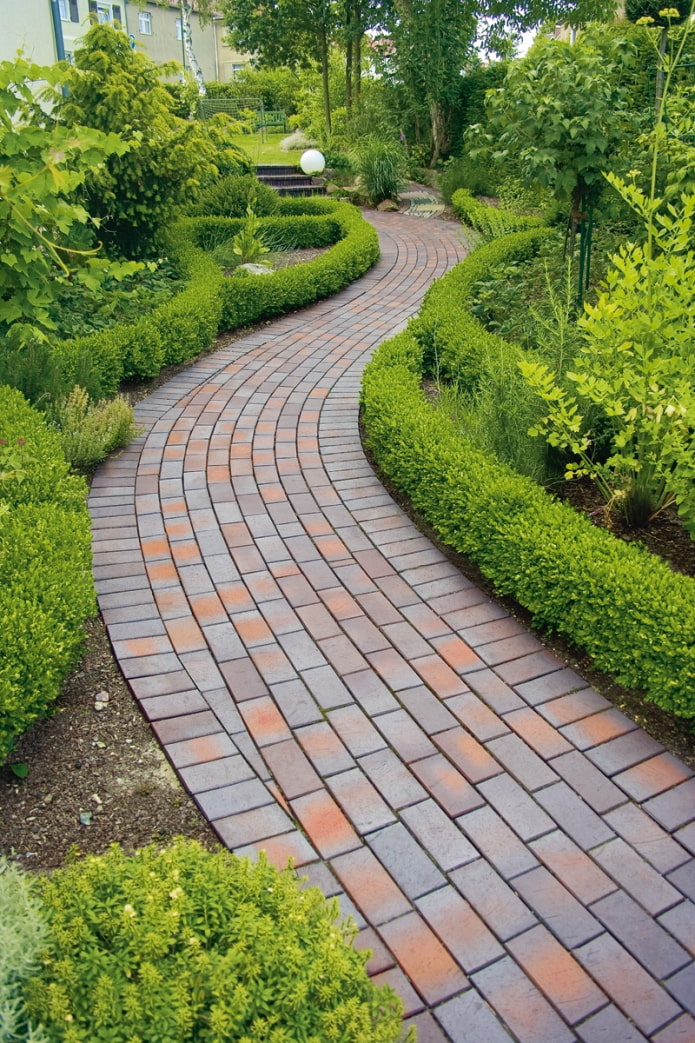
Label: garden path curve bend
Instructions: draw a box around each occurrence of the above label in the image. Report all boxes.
[90,212,695,1043]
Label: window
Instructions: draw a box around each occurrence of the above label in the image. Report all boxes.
[175,18,183,40]
[138,10,152,34]
[59,0,80,21]
[87,2,122,25]
[231,63,245,78]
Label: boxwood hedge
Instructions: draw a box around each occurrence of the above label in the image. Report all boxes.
[48,200,379,397]
[451,188,545,240]
[0,387,95,763]
[361,230,695,719]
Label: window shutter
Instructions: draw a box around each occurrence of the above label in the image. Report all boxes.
[87,0,97,16]
[69,0,79,20]
[112,4,121,24]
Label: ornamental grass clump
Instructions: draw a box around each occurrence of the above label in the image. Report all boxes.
[25,840,413,1043]
[0,860,50,1043]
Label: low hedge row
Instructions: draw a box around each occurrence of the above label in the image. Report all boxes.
[49,200,378,399]
[451,188,545,240]
[410,227,551,395]
[361,246,695,718]
[0,387,95,763]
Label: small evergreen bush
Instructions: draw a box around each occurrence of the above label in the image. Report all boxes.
[0,860,50,1043]
[26,840,412,1043]
[451,189,545,240]
[190,174,280,218]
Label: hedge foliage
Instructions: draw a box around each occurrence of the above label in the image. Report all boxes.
[0,387,95,763]
[26,840,412,1043]
[451,188,545,240]
[361,232,695,718]
[48,200,378,397]
[410,227,551,395]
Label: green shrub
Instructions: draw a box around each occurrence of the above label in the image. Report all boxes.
[27,840,412,1043]
[361,286,695,718]
[58,23,217,258]
[51,386,141,472]
[0,860,50,1043]
[451,189,545,240]
[218,202,379,330]
[0,387,95,763]
[190,174,281,218]
[411,226,551,394]
[439,155,497,202]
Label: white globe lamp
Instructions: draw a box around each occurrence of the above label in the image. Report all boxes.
[300,149,326,176]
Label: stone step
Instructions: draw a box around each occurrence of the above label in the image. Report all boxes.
[256,164,326,198]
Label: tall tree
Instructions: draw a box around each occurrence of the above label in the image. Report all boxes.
[59,22,216,256]
[480,33,632,246]
[222,0,337,134]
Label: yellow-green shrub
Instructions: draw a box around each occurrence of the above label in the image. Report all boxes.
[27,840,412,1043]
[48,200,377,392]
[0,859,50,1043]
[51,387,141,472]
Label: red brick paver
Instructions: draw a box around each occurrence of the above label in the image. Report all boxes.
[90,212,695,1041]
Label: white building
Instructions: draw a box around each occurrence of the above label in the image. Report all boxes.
[2,1,248,83]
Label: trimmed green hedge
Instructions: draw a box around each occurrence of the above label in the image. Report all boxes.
[0,387,95,763]
[361,247,695,718]
[410,227,551,395]
[451,188,545,240]
[48,201,378,396]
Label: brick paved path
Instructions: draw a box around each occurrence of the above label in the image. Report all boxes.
[90,213,695,1042]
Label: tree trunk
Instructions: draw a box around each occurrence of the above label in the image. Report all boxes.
[429,99,447,167]
[345,9,353,114]
[320,27,332,136]
[353,27,361,102]
[180,2,206,96]
[568,178,587,257]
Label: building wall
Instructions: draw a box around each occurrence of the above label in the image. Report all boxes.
[0,0,249,82]
[5,0,59,63]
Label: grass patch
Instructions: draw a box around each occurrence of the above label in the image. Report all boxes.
[230,130,305,166]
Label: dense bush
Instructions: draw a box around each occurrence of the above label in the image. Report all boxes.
[26,840,412,1043]
[353,138,409,205]
[0,387,95,763]
[50,387,140,473]
[0,859,49,1042]
[439,156,497,202]
[410,225,551,394]
[58,23,217,258]
[451,189,545,240]
[217,203,379,330]
[189,174,281,219]
[361,255,695,718]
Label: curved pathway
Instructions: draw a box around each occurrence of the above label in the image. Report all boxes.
[90,213,695,1043]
